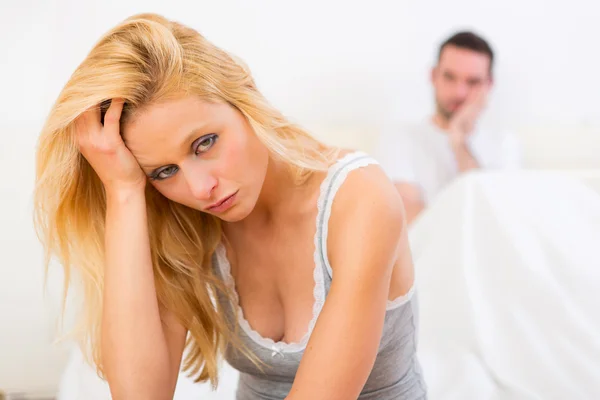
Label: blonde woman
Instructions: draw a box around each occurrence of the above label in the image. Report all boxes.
[34,13,427,400]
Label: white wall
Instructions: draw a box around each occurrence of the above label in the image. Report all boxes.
[1,0,599,395]
[42,0,600,132]
[0,0,68,395]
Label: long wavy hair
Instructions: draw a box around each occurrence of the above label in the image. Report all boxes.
[33,12,336,387]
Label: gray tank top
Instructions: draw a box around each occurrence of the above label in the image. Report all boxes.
[213,151,427,399]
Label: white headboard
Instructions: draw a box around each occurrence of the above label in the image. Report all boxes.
[515,124,600,170]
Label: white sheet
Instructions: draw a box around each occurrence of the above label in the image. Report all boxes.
[57,171,600,399]
[412,171,600,399]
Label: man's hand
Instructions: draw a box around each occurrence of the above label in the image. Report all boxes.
[448,85,490,146]
[446,85,490,172]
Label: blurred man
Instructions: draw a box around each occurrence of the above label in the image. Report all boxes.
[377,31,521,224]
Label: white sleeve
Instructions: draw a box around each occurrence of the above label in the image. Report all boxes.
[475,130,523,170]
[374,127,418,184]
[498,131,523,169]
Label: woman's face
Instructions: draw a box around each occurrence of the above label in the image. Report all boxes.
[122,96,269,222]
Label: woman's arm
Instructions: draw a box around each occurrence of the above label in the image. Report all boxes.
[102,188,188,400]
[287,166,408,399]
[75,101,187,399]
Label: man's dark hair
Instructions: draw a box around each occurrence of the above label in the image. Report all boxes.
[438,31,494,72]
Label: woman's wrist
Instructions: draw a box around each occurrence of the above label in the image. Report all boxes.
[105,184,147,205]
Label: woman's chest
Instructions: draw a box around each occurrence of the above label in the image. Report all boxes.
[223,216,320,345]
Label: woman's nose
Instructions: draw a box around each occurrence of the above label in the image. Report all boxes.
[182,167,218,201]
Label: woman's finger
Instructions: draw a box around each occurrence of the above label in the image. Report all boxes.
[103,99,125,136]
[82,107,103,133]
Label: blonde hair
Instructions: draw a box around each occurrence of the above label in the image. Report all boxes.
[33,13,336,387]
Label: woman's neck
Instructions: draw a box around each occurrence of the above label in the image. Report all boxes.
[232,157,313,229]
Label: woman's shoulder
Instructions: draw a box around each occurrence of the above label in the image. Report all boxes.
[326,148,405,229]
[329,148,396,190]
[322,148,407,274]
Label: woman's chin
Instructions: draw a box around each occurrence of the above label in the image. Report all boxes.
[211,204,251,223]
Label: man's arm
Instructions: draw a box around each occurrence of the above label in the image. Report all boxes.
[394,182,425,225]
[449,136,480,172]
[447,85,490,172]
[374,126,426,223]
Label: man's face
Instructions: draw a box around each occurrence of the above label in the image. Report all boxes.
[431,45,492,120]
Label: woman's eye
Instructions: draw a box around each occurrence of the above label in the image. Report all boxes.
[149,134,218,181]
[195,134,218,154]
[151,165,179,180]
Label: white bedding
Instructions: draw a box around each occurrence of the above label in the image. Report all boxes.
[412,171,600,399]
[57,171,600,399]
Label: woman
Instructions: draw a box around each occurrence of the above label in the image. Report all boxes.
[34,13,427,400]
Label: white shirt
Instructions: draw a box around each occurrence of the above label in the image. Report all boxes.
[375,119,522,203]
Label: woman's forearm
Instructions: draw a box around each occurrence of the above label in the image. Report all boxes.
[101,188,173,399]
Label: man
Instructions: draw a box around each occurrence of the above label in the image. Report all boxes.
[377,31,521,224]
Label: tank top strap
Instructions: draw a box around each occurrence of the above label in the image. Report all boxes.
[315,151,379,280]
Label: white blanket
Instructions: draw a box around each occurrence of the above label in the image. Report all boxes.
[57,171,600,399]
[413,171,600,399]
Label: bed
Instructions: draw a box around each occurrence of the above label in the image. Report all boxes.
[412,171,600,399]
